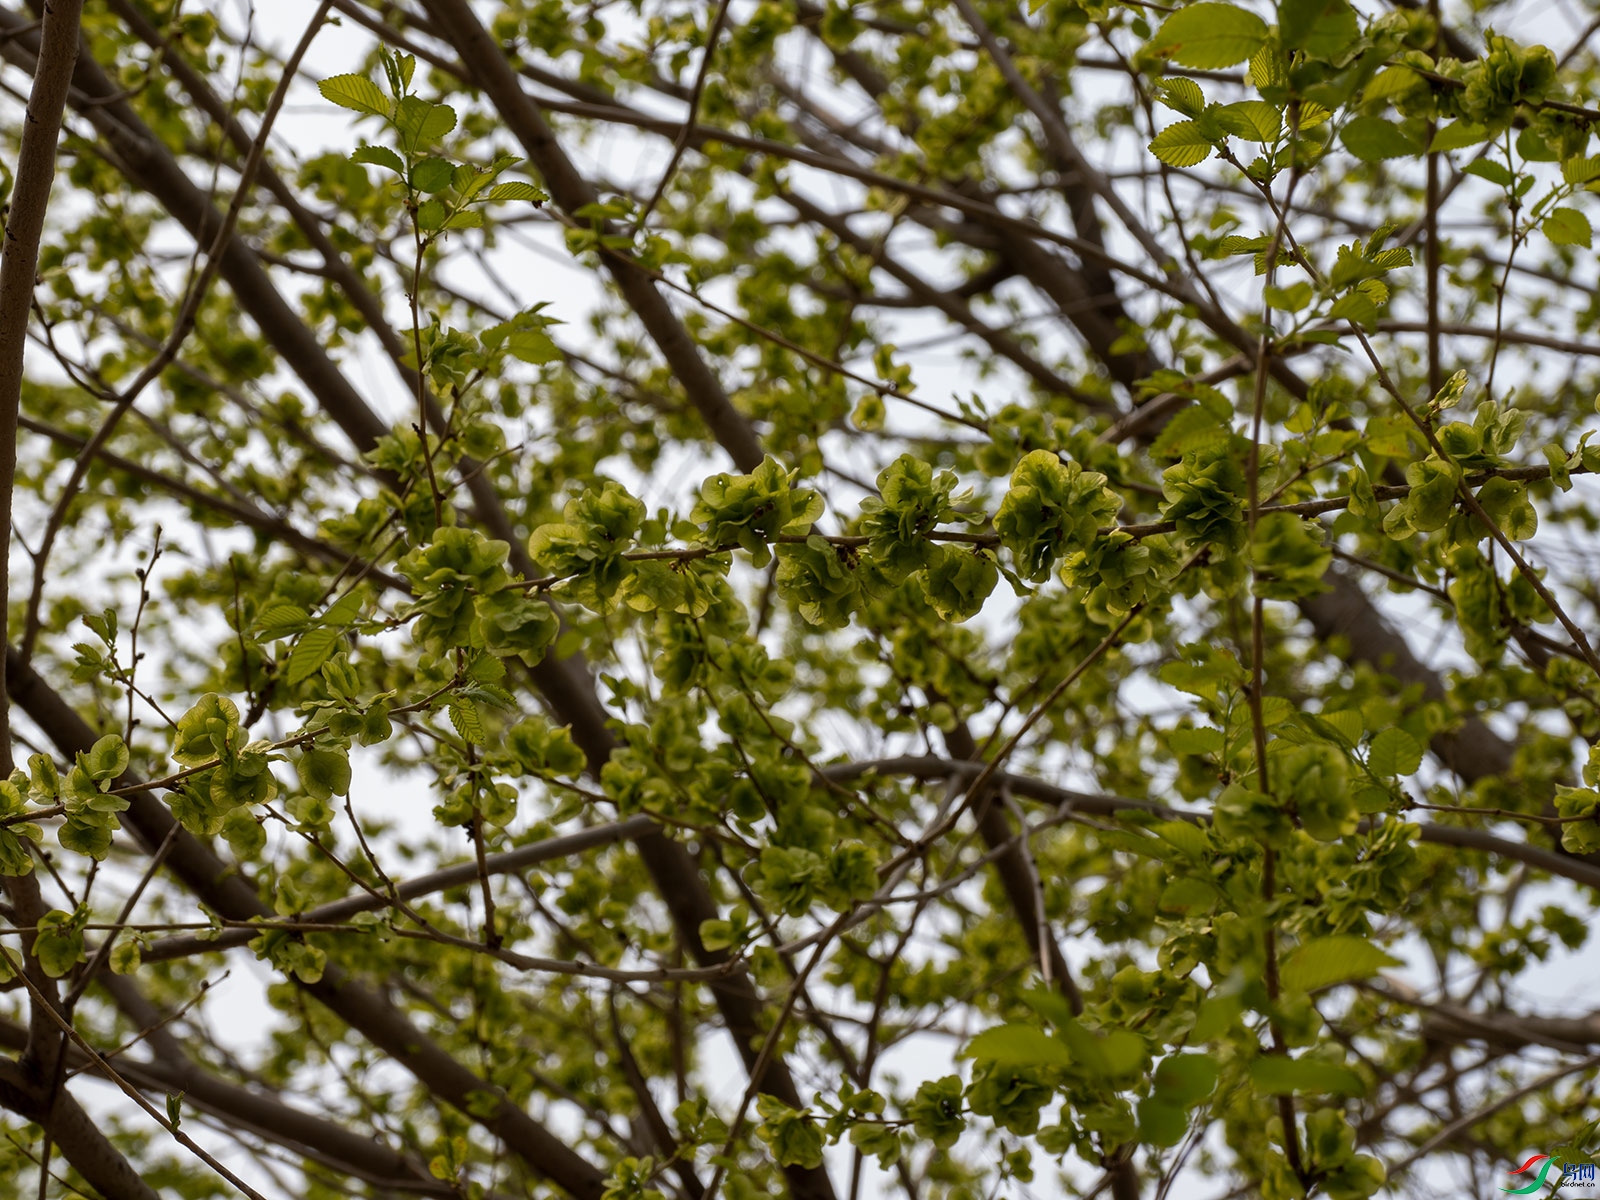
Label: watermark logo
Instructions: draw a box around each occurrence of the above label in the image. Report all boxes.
[1501,1153,1598,1193]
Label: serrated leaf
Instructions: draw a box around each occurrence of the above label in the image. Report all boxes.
[288,627,340,686]
[449,699,485,744]
[1280,935,1402,992]
[1312,708,1364,746]
[1463,159,1514,187]
[442,210,485,230]
[1149,3,1269,69]
[1562,157,1600,186]
[351,144,405,175]
[318,74,389,118]
[1214,101,1282,143]
[410,157,455,193]
[255,601,310,637]
[1156,77,1205,117]
[1544,207,1592,247]
[1328,292,1378,327]
[1149,121,1215,168]
[415,199,447,231]
[487,181,548,203]
[1341,116,1421,162]
[394,96,457,149]
[1367,727,1423,776]
[322,590,364,626]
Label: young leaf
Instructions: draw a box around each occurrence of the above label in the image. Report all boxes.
[1340,117,1422,162]
[1544,207,1592,247]
[1215,101,1282,142]
[1155,77,1206,117]
[1428,121,1489,152]
[1149,3,1270,68]
[1149,121,1215,167]
[1280,935,1403,992]
[351,144,405,176]
[318,75,389,118]
[1367,728,1423,776]
[487,181,549,203]
[1279,0,1359,58]
[962,1024,1073,1067]
[288,627,341,686]
[410,157,455,193]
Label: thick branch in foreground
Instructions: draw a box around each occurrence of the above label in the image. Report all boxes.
[0,0,84,770]
[0,1057,161,1200]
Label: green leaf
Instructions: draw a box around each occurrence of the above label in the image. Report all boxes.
[1340,117,1422,162]
[506,328,562,364]
[1156,77,1205,117]
[288,627,341,686]
[297,748,352,801]
[1428,121,1489,152]
[1363,67,1423,103]
[1544,207,1592,247]
[755,1096,826,1169]
[1278,0,1358,58]
[1280,936,1402,992]
[449,699,485,744]
[963,1023,1072,1067]
[58,817,114,861]
[1367,727,1423,776]
[410,157,455,193]
[1158,876,1218,914]
[318,74,389,117]
[486,181,548,203]
[1327,291,1378,327]
[351,144,405,175]
[1561,156,1600,186]
[394,96,457,149]
[1149,121,1215,167]
[1462,159,1514,187]
[109,938,143,975]
[82,734,129,782]
[1214,101,1282,143]
[1137,1098,1188,1146]
[415,199,447,231]
[34,910,85,978]
[1149,3,1269,68]
[1249,1055,1365,1095]
[1152,820,1208,858]
[1154,1054,1218,1105]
